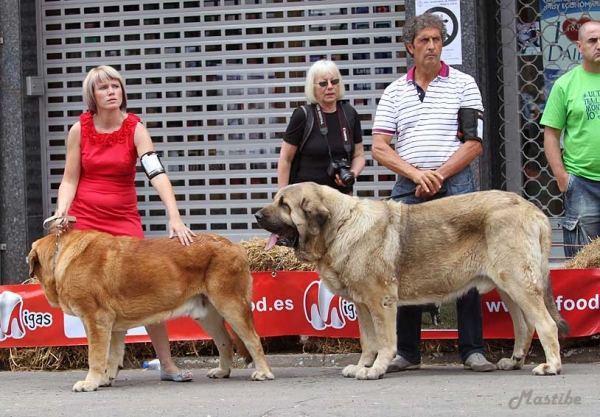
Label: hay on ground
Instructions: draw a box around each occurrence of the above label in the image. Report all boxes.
[565,237,600,269]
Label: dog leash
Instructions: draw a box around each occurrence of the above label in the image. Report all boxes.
[42,215,77,277]
[271,253,289,278]
[382,190,416,201]
[271,236,298,278]
[43,215,77,231]
[383,188,447,201]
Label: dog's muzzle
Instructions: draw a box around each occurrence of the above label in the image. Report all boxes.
[255,210,299,250]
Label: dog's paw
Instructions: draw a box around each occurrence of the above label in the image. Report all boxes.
[251,370,275,381]
[99,374,114,387]
[72,380,99,392]
[532,363,560,376]
[342,364,361,378]
[355,366,384,380]
[496,357,523,371]
[206,367,231,379]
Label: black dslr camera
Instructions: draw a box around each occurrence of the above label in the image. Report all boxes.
[327,158,355,187]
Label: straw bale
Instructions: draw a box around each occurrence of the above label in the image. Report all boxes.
[239,238,315,272]
[0,346,88,371]
[565,237,600,269]
[300,337,361,354]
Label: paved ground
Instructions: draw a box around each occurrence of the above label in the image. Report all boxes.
[1,359,598,417]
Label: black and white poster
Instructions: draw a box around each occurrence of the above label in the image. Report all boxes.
[416,0,462,65]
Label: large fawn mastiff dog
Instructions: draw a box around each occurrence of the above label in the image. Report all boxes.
[255,182,568,379]
[28,229,274,392]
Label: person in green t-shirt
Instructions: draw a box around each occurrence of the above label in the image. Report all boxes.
[541,21,600,258]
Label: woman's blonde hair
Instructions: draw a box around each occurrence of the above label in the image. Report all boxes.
[304,59,345,104]
[82,65,127,114]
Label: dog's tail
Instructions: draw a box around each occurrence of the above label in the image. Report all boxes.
[538,215,569,337]
[543,273,570,337]
[231,330,253,365]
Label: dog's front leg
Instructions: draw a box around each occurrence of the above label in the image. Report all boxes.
[342,303,378,378]
[73,313,113,392]
[354,297,397,380]
[100,330,126,387]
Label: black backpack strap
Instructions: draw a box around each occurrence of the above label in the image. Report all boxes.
[289,104,314,184]
[299,104,314,152]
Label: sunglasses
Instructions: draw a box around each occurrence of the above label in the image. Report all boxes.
[315,79,340,88]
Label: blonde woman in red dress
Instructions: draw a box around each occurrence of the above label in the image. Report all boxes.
[54,65,195,382]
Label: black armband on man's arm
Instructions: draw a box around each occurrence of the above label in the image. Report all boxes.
[140,151,166,180]
[457,108,484,143]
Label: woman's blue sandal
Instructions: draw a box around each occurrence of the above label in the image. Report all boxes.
[160,369,194,382]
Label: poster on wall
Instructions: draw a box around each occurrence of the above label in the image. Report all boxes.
[539,1,600,96]
[517,21,542,55]
[415,0,462,65]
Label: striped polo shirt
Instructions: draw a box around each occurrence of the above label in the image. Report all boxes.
[373,62,483,170]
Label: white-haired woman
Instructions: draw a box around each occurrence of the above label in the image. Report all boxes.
[277,59,365,194]
[55,65,195,382]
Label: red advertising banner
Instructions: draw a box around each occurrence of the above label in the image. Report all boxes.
[481,268,600,338]
[1,270,598,348]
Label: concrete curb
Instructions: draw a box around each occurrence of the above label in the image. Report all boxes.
[176,346,600,369]
[178,353,361,369]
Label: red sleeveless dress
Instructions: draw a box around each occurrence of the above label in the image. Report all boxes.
[68,112,144,238]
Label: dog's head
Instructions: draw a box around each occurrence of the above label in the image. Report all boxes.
[27,235,60,307]
[255,183,332,262]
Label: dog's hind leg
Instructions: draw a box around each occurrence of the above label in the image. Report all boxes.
[210,296,274,381]
[73,311,114,392]
[342,303,378,378]
[495,289,534,371]
[529,308,562,376]
[193,301,235,379]
[100,330,126,387]
[500,288,562,375]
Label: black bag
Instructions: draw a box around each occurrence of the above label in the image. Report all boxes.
[288,102,355,184]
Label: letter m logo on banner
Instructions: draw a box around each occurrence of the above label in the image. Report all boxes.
[0,291,26,341]
[303,280,349,331]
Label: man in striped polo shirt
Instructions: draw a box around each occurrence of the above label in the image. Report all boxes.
[372,13,495,373]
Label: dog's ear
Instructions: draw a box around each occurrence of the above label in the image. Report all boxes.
[28,244,60,307]
[28,249,39,280]
[301,197,330,235]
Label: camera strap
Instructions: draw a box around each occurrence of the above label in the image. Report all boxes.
[314,103,353,162]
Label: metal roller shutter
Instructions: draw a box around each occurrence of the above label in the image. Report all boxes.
[38,0,406,241]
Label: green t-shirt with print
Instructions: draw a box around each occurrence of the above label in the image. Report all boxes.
[540,65,600,181]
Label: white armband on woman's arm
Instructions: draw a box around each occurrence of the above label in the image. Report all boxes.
[140,151,166,180]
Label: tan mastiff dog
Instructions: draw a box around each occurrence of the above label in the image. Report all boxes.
[28,229,274,392]
[256,182,568,379]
